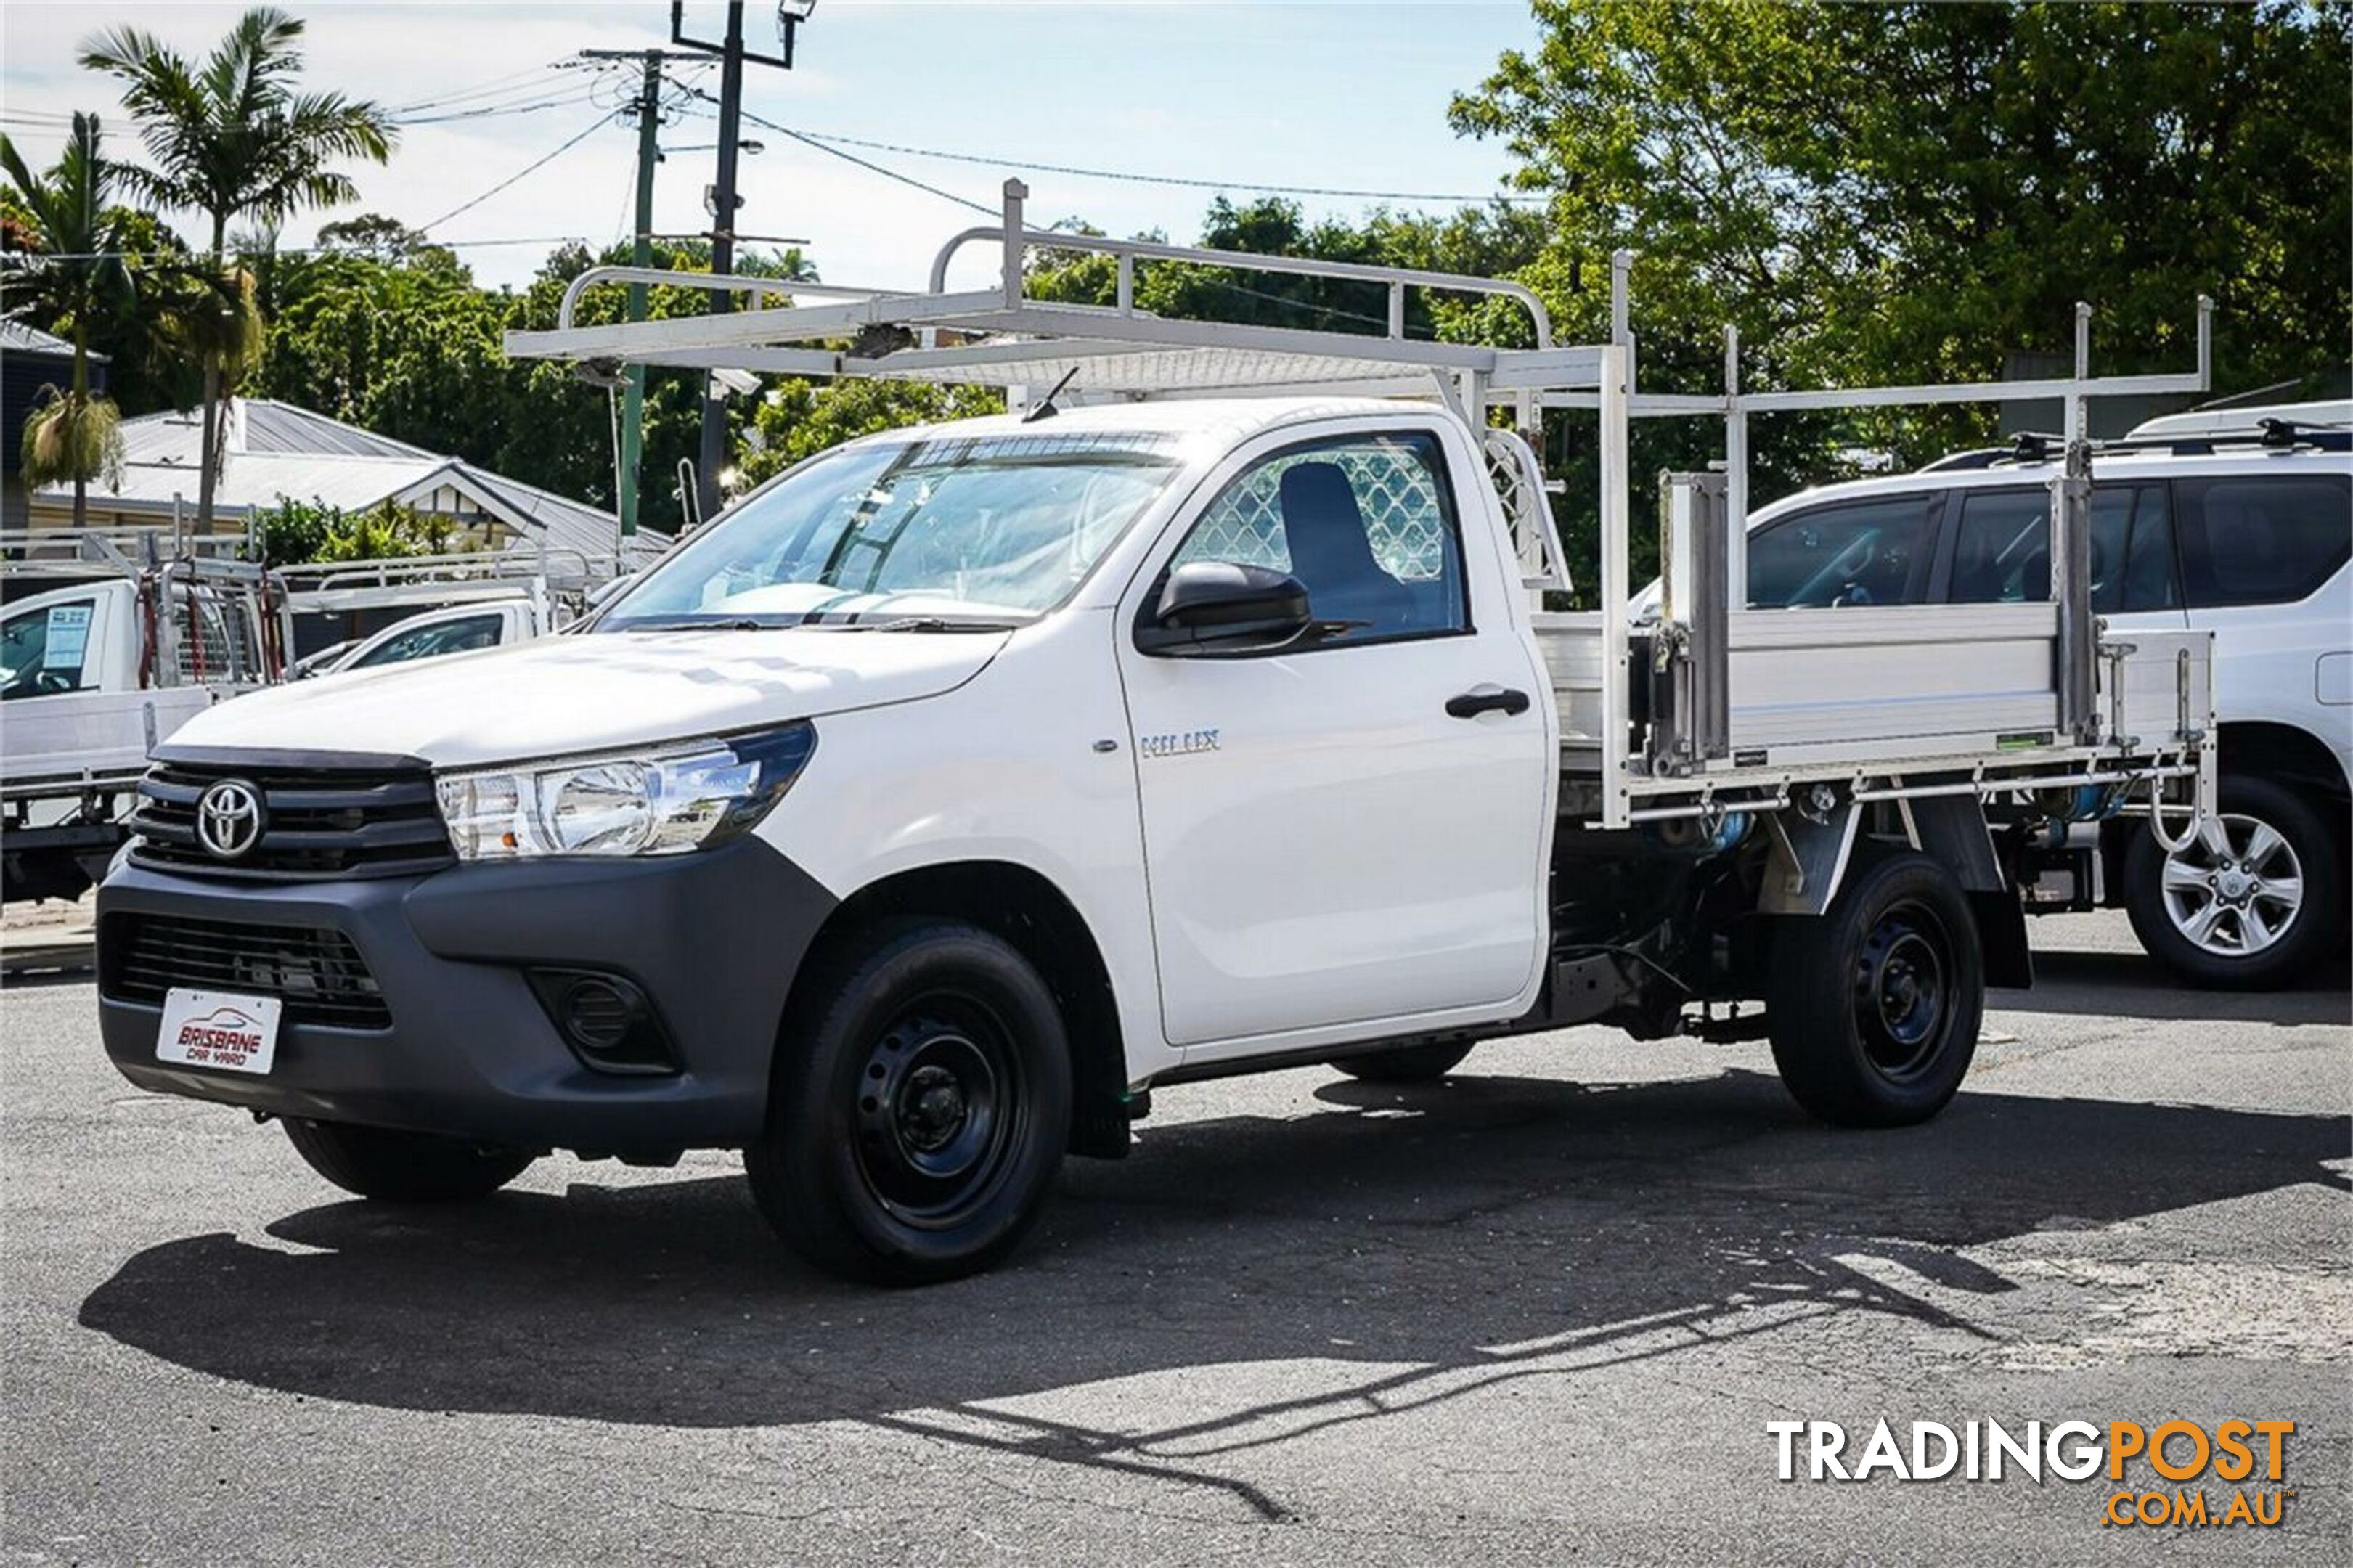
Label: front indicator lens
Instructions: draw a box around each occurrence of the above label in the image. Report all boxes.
[436,722,815,861]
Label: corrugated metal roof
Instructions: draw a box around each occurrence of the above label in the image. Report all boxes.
[238,399,436,460]
[33,398,666,565]
[0,318,102,360]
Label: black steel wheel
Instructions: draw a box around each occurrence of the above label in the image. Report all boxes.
[747,920,1071,1285]
[1767,849,1983,1127]
[1849,901,1952,1085]
[849,996,1028,1230]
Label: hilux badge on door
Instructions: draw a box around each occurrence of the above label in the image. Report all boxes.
[1138,729,1220,759]
[195,778,266,859]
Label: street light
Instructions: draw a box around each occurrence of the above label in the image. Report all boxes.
[776,0,815,63]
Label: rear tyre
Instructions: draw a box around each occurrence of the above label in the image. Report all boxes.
[2124,774,2342,992]
[282,1118,535,1202]
[1767,850,1983,1127]
[746,921,1071,1286]
[1327,1041,1475,1083]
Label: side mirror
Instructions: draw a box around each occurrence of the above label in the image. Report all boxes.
[1135,560,1313,656]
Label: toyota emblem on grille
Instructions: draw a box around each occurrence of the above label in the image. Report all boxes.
[194,779,266,859]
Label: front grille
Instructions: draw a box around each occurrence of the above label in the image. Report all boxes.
[129,761,454,881]
[101,912,392,1030]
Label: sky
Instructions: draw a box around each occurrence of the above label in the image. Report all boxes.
[1,1,1546,293]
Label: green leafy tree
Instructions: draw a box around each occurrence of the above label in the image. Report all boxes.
[81,4,396,528]
[251,493,456,563]
[1028,197,1547,347]
[314,211,427,262]
[261,241,506,442]
[253,493,335,563]
[738,377,1003,489]
[497,240,817,532]
[1,115,134,526]
[84,205,203,417]
[316,498,446,562]
[1450,0,2353,462]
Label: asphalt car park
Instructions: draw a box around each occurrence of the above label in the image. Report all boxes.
[3,910,2345,1566]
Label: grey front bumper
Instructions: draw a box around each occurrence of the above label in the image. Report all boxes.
[97,838,837,1152]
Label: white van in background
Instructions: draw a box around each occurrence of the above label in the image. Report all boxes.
[1740,402,2350,989]
[293,597,558,680]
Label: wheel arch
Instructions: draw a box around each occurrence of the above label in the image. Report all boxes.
[2213,719,2352,804]
[786,859,1133,1159]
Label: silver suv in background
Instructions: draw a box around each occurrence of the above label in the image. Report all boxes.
[1742,401,2350,989]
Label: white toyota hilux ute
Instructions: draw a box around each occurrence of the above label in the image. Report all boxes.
[95,395,2215,1283]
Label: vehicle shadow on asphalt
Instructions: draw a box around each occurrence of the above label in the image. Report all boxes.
[1995,947,2351,1025]
[77,1068,2350,1522]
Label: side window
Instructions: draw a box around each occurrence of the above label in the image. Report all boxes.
[1944,482,2180,613]
[1173,432,1468,642]
[2087,486,2132,613]
[348,613,505,670]
[1,599,97,701]
[1949,488,2053,604]
[2174,473,2352,608]
[1745,495,1930,608]
[2108,484,2180,614]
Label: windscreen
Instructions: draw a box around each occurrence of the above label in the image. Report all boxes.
[600,430,1184,629]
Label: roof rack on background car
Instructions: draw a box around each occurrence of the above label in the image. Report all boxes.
[1920,419,2349,474]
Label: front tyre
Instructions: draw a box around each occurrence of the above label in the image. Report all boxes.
[282,1118,536,1202]
[2124,775,2343,992]
[746,922,1072,1286]
[1767,850,1983,1127]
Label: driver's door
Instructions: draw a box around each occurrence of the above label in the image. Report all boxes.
[1114,424,1553,1053]
[1,595,102,701]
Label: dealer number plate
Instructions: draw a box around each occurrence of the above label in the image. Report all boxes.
[155,988,282,1076]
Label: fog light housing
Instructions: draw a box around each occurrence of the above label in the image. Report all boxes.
[527,968,677,1075]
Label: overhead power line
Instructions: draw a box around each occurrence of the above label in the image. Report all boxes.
[778,123,1545,208]
[389,60,567,114]
[7,234,598,263]
[396,88,603,127]
[420,113,615,233]
[727,102,998,219]
[723,102,1398,334]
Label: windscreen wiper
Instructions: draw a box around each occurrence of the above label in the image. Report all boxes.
[612,617,787,632]
[849,616,1024,633]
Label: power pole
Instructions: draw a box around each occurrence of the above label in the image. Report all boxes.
[669,0,807,525]
[622,54,661,539]
[579,46,689,539]
[698,2,747,527]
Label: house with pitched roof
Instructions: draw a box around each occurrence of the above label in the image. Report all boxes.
[23,396,665,569]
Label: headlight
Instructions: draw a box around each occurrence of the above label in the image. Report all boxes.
[435,722,816,861]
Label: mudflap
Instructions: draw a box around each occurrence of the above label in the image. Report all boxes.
[1968,886,2034,990]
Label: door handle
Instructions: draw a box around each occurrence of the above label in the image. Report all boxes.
[1445,685,1532,719]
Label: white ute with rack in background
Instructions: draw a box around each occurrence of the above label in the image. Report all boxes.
[92,185,2217,1284]
[3,534,290,903]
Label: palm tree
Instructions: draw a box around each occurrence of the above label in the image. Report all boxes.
[1,115,133,528]
[80,6,395,528]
